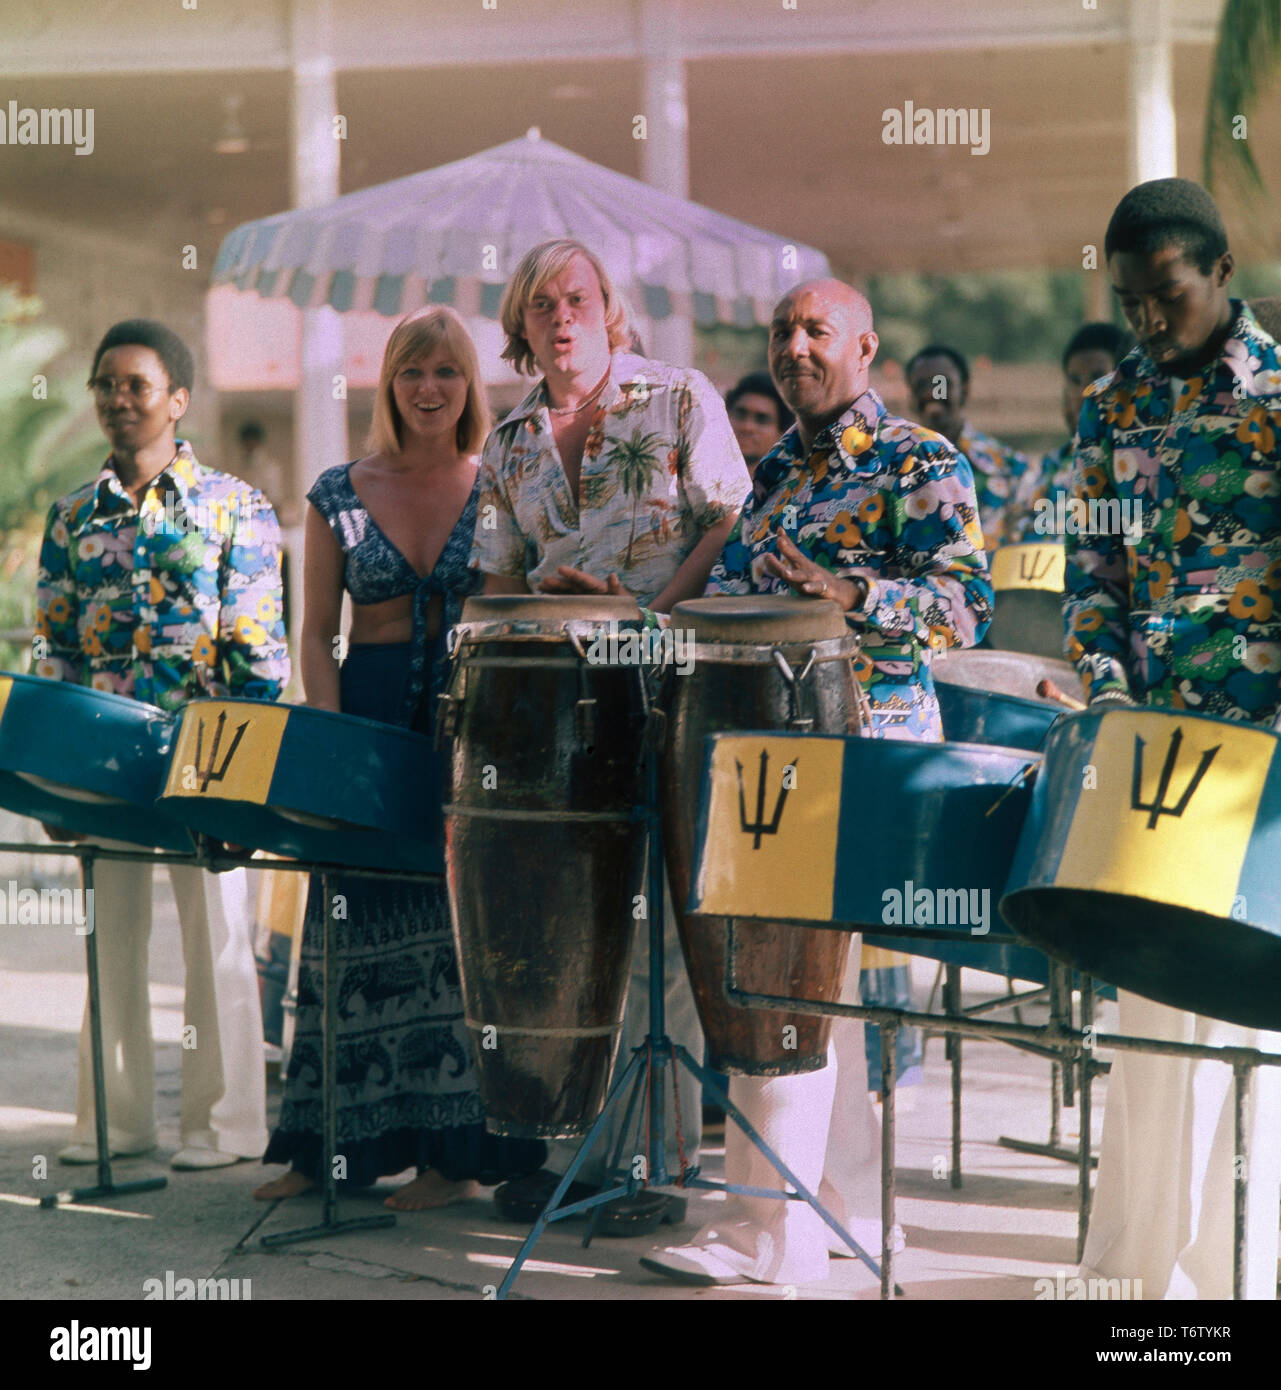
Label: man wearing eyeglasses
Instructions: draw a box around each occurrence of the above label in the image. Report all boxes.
[33,319,289,1170]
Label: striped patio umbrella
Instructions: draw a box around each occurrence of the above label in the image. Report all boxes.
[211,131,830,329]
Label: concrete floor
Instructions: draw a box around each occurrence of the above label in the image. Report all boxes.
[0,856,1108,1302]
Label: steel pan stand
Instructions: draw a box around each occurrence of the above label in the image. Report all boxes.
[496,699,891,1299]
[260,870,396,1248]
[40,847,168,1209]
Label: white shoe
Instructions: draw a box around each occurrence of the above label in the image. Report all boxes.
[640,1245,759,1286]
[171,1147,243,1170]
[58,1142,153,1165]
[831,1224,906,1257]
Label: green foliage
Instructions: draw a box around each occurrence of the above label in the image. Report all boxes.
[0,286,104,536]
[864,269,1091,366]
[1204,0,1281,194]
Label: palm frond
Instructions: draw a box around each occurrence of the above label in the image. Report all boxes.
[1204,0,1281,194]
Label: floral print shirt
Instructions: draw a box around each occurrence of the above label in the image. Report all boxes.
[1008,440,1075,542]
[472,352,749,607]
[706,389,993,741]
[958,424,1035,549]
[34,441,289,711]
[1063,301,1281,722]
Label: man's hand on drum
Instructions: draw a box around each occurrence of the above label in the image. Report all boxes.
[537,566,633,600]
[763,531,866,612]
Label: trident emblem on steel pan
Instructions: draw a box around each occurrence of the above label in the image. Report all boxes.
[736,748,792,849]
[1131,727,1220,830]
[193,710,250,792]
[1018,549,1058,584]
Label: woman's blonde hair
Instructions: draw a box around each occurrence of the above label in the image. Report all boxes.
[499,239,632,377]
[367,305,492,457]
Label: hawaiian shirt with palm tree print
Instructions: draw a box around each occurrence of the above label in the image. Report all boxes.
[958,424,1035,550]
[1064,301,1281,721]
[706,389,993,741]
[34,441,289,712]
[472,353,749,607]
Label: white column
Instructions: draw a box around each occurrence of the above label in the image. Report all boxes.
[1127,0,1177,186]
[638,0,694,370]
[289,0,345,518]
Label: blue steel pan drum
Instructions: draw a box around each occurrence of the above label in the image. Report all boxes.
[1002,706,1281,1030]
[982,542,1068,661]
[934,647,1085,707]
[0,672,193,851]
[156,698,444,872]
[689,730,1042,979]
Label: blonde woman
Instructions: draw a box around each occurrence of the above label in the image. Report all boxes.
[255,307,544,1209]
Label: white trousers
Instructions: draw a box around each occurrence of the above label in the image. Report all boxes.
[71,842,268,1156]
[548,875,704,1187]
[689,938,883,1284]
[1081,990,1281,1300]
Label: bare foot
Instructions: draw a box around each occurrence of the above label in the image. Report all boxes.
[253,1169,316,1201]
[384,1170,479,1211]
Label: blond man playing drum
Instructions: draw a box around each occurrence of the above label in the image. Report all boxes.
[643,280,993,1286]
[473,238,750,1228]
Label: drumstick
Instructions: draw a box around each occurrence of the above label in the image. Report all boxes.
[1036,677,1086,711]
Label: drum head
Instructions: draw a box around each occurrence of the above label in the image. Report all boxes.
[459,595,642,624]
[670,595,849,643]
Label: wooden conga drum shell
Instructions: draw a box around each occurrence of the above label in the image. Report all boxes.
[1002,707,1281,1029]
[158,698,444,871]
[0,672,193,851]
[983,542,1067,660]
[663,597,859,1076]
[445,597,647,1139]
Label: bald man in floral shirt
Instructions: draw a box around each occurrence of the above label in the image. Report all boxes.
[644,279,991,1287]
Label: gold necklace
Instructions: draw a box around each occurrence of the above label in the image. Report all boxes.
[548,366,611,417]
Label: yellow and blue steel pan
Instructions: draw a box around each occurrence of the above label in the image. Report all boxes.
[0,672,193,852]
[157,697,444,872]
[1002,706,1281,1030]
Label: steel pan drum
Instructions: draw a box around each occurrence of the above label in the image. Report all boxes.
[984,542,1067,660]
[690,731,1040,975]
[936,682,1062,754]
[0,672,193,851]
[1003,707,1281,1029]
[443,596,648,1138]
[662,596,863,1075]
[157,698,444,871]
[934,647,1085,706]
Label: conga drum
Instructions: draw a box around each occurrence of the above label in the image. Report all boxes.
[1002,706,1281,1030]
[442,596,648,1138]
[0,672,193,851]
[661,596,863,1075]
[983,541,1067,660]
[157,698,444,871]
